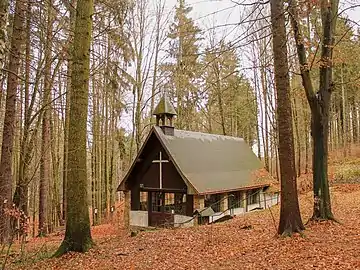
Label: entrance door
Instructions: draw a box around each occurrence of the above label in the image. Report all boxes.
[148,192,174,227]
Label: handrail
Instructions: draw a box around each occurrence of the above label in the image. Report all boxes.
[210,189,261,218]
[161,194,235,227]
[170,189,279,227]
[172,190,282,225]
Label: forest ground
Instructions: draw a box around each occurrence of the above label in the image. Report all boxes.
[5,151,360,269]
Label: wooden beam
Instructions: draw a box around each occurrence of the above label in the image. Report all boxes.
[140,187,186,193]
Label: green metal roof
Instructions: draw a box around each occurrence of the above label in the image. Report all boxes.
[152,94,177,116]
[154,127,270,194]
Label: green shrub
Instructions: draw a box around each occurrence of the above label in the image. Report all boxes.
[334,164,360,183]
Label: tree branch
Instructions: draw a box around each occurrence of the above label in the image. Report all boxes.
[288,0,316,108]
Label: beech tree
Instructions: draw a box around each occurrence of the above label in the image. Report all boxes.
[0,0,26,243]
[38,0,54,237]
[270,0,304,235]
[55,0,94,255]
[289,0,339,220]
[61,0,76,226]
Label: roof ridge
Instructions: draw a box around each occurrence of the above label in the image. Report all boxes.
[172,128,245,141]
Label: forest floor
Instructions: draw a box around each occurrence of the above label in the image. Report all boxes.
[5,183,360,270]
[5,149,360,270]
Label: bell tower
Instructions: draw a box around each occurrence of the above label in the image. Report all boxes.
[152,93,177,136]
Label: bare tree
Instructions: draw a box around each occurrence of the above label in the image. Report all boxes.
[289,0,339,220]
[39,0,54,237]
[55,0,94,255]
[270,0,304,235]
[0,0,26,243]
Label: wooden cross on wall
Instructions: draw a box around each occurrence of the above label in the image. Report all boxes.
[152,151,169,189]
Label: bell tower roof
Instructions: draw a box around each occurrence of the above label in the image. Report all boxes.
[152,93,176,135]
[152,93,177,116]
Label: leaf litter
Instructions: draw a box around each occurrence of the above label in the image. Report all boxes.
[8,184,360,270]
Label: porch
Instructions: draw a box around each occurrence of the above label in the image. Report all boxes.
[135,190,193,227]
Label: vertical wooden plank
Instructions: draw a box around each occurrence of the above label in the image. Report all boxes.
[124,191,130,229]
[186,194,193,216]
[243,191,248,212]
[264,192,267,209]
[147,191,152,226]
[131,186,140,210]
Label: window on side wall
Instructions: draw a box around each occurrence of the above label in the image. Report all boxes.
[140,191,148,211]
[247,189,260,205]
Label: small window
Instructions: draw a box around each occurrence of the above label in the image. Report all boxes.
[228,191,243,208]
[204,194,221,212]
[164,193,175,210]
[140,192,147,210]
[247,189,260,205]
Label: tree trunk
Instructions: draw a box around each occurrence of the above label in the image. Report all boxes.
[109,88,117,213]
[54,0,93,255]
[39,0,53,236]
[103,55,110,218]
[302,98,310,174]
[150,1,163,117]
[271,0,304,235]
[340,64,348,156]
[336,100,341,149]
[214,63,226,136]
[293,96,301,176]
[311,0,338,220]
[311,110,333,219]
[62,69,70,224]
[253,57,262,159]
[260,51,269,171]
[62,2,76,225]
[134,61,143,154]
[13,0,32,216]
[289,0,338,220]
[351,96,358,143]
[0,0,26,243]
[50,94,62,229]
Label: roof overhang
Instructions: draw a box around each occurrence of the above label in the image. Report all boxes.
[197,183,270,195]
[116,127,157,192]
